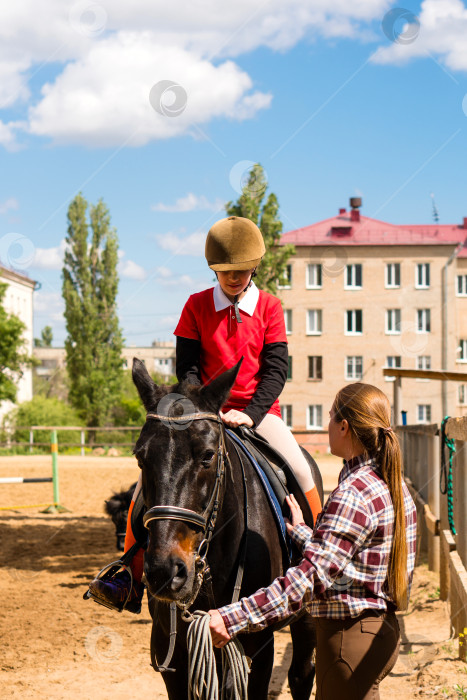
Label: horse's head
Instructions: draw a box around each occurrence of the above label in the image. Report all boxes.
[132,357,241,604]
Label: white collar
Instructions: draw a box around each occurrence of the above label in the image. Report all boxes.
[213,281,259,316]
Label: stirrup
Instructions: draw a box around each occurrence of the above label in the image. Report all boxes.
[83,560,136,613]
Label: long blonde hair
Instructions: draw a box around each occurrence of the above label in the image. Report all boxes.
[334,382,408,610]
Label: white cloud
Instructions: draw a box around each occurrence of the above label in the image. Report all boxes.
[0,197,19,214]
[152,192,225,213]
[159,273,206,290]
[155,230,206,257]
[0,0,393,148]
[33,290,63,318]
[118,258,146,280]
[27,34,272,147]
[33,239,67,270]
[372,0,467,71]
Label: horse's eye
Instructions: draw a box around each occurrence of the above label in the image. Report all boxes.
[201,450,215,467]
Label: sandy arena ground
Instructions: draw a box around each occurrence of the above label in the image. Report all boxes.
[0,454,465,699]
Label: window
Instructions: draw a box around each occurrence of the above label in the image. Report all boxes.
[416,263,430,289]
[417,309,431,333]
[346,356,363,380]
[287,356,292,381]
[346,309,362,334]
[458,339,467,362]
[281,405,293,428]
[284,309,292,335]
[345,264,362,289]
[278,264,292,289]
[308,355,323,380]
[386,309,401,334]
[417,404,432,424]
[306,263,322,289]
[457,275,467,296]
[385,356,401,381]
[307,405,323,429]
[459,385,466,405]
[386,263,401,288]
[416,355,431,381]
[307,309,322,335]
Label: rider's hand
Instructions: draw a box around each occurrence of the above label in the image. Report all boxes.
[220,410,254,428]
[284,494,305,534]
[208,609,231,647]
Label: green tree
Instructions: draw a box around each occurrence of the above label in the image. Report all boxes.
[225,163,295,295]
[0,282,34,402]
[62,194,124,427]
[34,325,53,348]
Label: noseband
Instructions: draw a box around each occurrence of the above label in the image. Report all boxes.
[142,411,227,542]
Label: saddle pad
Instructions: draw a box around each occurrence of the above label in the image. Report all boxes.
[226,429,291,566]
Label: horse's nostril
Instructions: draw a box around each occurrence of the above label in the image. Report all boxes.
[170,560,188,591]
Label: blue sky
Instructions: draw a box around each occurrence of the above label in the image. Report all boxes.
[0,0,466,345]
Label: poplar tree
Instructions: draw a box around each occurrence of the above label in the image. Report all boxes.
[62,194,123,427]
[225,163,295,294]
[0,282,33,402]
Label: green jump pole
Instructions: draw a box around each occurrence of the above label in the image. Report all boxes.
[42,430,70,514]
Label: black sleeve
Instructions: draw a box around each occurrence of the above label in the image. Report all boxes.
[243,342,288,426]
[176,336,202,385]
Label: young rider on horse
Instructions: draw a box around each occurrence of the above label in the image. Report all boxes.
[209,382,417,700]
[87,215,322,614]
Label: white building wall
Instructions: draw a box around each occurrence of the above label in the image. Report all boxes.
[0,267,35,420]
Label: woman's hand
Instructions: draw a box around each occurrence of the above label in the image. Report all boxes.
[220,410,254,428]
[284,494,305,535]
[208,609,231,648]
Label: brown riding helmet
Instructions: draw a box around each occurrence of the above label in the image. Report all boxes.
[205,216,266,271]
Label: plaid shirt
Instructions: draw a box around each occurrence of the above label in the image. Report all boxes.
[219,455,417,638]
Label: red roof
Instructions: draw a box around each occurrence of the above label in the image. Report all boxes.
[281,210,467,256]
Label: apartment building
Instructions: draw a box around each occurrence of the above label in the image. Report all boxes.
[34,341,176,382]
[278,199,467,435]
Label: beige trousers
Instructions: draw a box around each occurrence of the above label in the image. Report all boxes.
[255,413,315,492]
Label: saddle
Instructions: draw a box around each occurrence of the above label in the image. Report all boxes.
[231,425,315,530]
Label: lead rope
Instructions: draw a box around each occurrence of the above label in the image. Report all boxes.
[187,612,249,700]
[440,416,456,536]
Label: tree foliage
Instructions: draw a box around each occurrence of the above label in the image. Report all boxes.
[62,194,124,427]
[225,163,295,295]
[34,325,53,348]
[9,396,83,448]
[0,282,33,403]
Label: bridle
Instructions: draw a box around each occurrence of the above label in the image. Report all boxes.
[142,410,228,618]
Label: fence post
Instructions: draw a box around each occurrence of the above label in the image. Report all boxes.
[29,429,34,454]
[42,430,70,514]
[81,429,85,458]
[427,431,440,572]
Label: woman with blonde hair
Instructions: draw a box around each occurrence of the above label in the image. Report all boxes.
[209,382,417,700]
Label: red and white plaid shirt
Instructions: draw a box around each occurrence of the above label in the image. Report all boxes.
[219,455,417,637]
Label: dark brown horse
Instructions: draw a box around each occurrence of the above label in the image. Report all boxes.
[132,357,322,699]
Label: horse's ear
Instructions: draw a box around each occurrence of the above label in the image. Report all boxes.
[132,357,160,411]
[199,358,243,413]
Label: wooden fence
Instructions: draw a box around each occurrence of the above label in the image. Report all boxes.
[398,419,467,661]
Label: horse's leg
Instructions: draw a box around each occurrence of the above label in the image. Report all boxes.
[239,630,275,700]
[288,612,316,700]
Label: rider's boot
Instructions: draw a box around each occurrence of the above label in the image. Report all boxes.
[87,566,144,614]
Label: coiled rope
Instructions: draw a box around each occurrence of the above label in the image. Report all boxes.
[440,416,456,536]
[186,612,250,700]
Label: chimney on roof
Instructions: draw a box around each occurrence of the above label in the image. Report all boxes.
[350,197,362,223]
[339,208,346,215]
[463,217,467,229]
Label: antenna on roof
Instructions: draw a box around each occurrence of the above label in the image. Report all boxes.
[430,193,439,223]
